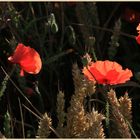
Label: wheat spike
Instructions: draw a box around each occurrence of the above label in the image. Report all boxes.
[81,109,105,138]
[108,89,131,138]
[37,113,52,138]
[73,63,96,96]
[65,90,88,138]
[64,63,99,138]
[65,63,89,137]
[119,92,132,124]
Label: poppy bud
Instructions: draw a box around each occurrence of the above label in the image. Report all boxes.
[67,26,76,45]
[51,22,58,34]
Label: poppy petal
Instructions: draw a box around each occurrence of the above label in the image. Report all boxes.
[89,67,105,83]
[136,35,140,44]
[19,48,42,74]
[83,60,133,85]
[117,69,133,84]
[8,43,42,76]
[20,69,25,77]
[8,43,30,63]
[94,61,107,75]
[106,70,119,85]
[82,66,95,82]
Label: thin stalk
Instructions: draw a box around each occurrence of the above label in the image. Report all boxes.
[29,2,44,56]
[99,3,121,42]
[7,98,14,138]
[22,104,41,120]
[60,3,65,50]
[90,99,106,105]
[1,66,42,117]
[18,98,25,138]
[126,119,138,138]
[71,23,135,39]
[91,48,98,61]
[105,101,110,129]
[6,3,21,42]
[22,104,61,138]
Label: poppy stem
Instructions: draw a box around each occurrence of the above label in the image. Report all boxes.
[91,48,98,62]
[18,98,25,138]
[22,104,41,120]
[22,104,62,138]
[71,23,136,39]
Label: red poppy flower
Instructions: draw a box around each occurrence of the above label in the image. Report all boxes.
[136,23,140,33]
[136,34,140,45]
[83,60,133,85]
[8,43,42,76]
[136,23,140,44]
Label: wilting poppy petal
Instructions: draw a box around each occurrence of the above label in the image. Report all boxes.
[83,60,133,85]
[8,43,42,76]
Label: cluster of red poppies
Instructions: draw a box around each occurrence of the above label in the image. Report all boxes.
[8,41,134,85]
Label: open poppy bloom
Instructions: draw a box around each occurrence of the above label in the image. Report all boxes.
[8,43,42,76]
[83,60,133,85]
